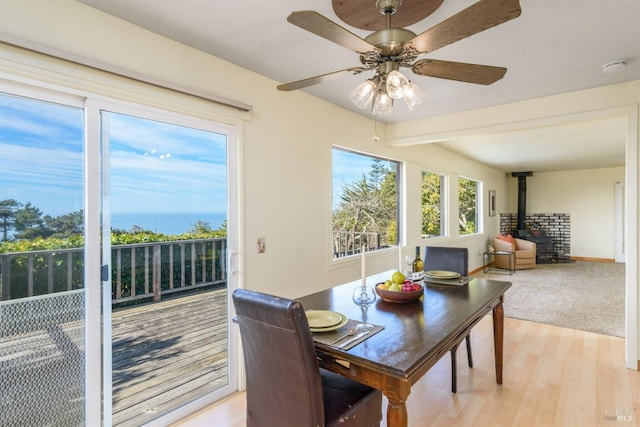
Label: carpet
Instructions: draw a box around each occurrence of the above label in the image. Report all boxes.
[474,261,625,337]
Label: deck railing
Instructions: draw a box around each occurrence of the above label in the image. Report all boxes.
[332,230,381,258]
[0,238,227,304]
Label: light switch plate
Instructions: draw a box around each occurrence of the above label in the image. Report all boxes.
[257,238,266,253]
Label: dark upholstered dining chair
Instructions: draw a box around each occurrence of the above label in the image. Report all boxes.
[232,288,382,427]
[424,246,472,393]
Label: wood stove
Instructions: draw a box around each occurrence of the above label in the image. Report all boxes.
[517,229,557,262]
[509,171,569,263]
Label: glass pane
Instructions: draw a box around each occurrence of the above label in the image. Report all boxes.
[332,147,400,258]
[421,170,444,238]
[102,111,228,425]
[459,177,479,235]
[0,92,85,425]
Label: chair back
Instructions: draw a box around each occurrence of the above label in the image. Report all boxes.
[424,246,469,276]
[232,289,324,427]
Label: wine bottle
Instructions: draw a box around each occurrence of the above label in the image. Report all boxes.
[411,246,424,281]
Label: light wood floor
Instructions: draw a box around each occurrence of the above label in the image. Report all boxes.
[174,315,640,427]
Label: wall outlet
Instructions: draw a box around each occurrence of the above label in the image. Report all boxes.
[257,238,266,253]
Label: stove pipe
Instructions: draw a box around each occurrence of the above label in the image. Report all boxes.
[511,172,532,231]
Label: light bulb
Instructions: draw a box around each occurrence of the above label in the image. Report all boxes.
[349,80,377,109]
[386,70,409,100]
[403,81,426,110]
[372,91,393,116]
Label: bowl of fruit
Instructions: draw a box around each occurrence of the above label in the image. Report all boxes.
[375,271,424,303]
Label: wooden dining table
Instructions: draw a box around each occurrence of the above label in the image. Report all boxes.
[297,270,511,427]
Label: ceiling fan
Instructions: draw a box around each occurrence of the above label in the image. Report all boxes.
[277,0,522,114]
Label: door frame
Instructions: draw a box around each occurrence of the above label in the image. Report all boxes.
[1,46,246,424]
[615,181,626,263]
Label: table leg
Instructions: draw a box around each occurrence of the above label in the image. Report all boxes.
[492,295,505,384]
[386,398,408,427]
[381,380,411,427]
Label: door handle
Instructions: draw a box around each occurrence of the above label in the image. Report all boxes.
[228,249,237,274]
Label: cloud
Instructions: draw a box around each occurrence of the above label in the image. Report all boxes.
[1,95,228,216]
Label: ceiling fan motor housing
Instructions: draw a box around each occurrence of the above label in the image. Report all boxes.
[365,28,416,56]
[376,0,403,15]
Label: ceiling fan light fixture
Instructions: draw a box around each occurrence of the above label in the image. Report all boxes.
[386,70,410,99]
[403,81,425,111]
[372,90,393,116]
[349,79,378,109]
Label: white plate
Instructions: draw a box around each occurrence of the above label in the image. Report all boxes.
[425,270,461,279]
[305,310,343,329]
[309,313,348,333]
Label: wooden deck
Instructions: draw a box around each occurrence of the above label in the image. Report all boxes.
[112,288,229,426]
[0,288,229,427]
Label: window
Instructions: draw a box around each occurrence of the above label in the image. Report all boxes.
[421,170,445,238]
[332,147,400,258]
[458,176,479,235]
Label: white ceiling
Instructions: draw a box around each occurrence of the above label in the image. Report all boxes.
[76,0,640,173]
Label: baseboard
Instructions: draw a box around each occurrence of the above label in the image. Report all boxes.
[473,258,615,274]
[570,256,615,263]
[469,256,616,276]
[470,265,489,275]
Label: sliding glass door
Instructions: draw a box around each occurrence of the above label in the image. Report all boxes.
[99,107,238,426]
[0,91,86,426]
[1,81,239,426]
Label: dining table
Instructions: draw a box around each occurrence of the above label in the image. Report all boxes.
[297,269,511,427]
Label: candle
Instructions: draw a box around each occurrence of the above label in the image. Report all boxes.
[361,245,366,287]
[398,245,402,272]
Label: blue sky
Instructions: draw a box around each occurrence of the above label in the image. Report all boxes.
[0,94,84,216]
[0,93,227,219]
[332,148,393,210]
[105,112,227,215]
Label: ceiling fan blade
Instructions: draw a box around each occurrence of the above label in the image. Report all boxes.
[412,59,507,85]
[406,0,521,54]
[277,67,366,91]
[287,11,378,54]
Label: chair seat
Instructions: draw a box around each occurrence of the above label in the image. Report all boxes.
[322,369,382,427]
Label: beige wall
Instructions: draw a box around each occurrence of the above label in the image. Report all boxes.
[506,167,625,259]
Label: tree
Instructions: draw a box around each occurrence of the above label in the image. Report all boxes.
[332,160,398,252]
[191,220,213,234]
[14,202,46,239]
[0,199,22,241]
[43,210,83,238]
[458,178,477,234]
[421,172,442,237]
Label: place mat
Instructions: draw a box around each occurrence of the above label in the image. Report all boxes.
[312,318,384,351]
[424,276,471,286]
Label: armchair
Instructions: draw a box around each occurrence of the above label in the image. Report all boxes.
[493,235,536,270]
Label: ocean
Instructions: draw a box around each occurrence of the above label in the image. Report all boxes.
[110,212,227,235]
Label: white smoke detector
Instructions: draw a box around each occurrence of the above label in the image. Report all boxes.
[602,60,627,74]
